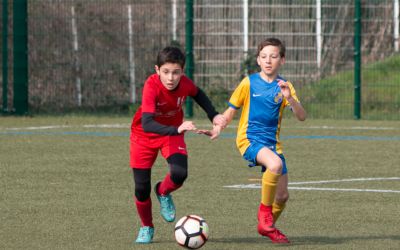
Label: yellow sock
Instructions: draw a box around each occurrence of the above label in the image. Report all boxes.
[261,170,280,206]
[272,202,286,222]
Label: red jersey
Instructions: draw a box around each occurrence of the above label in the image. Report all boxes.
[131,74,198,137]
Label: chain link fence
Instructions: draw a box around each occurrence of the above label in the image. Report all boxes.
[1,0,399,119]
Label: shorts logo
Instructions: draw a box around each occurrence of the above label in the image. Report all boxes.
[252,93,262,97]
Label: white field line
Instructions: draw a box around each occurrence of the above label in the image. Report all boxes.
[1,124,130,131]
[82,124,129,128]
[289,187,400,193]
[195,124,400,130]
[289,177,400,185]
[224,177,400,194]
[1,123,398,131]
[247,177,400,185]
[294,125,399,130]
[4,125,72,130]
[223,184,400,193]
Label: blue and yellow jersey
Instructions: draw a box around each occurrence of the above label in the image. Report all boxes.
[228,73,300,155]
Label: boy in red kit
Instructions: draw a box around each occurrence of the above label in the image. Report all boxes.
[130,46,226,244]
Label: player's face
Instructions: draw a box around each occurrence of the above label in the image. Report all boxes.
[155,63,184,90]
[257,45,285,80]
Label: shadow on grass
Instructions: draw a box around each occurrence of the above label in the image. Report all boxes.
[210,234,400,246]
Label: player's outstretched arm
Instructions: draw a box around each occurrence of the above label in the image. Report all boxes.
[222,107,236,125]
[286,97,306,121]
[196,107,237,140]
[212,114,227,128]
[196,124,222,140]
[178,121,197,134]
[277,80,306,121]
[192,88,220,123]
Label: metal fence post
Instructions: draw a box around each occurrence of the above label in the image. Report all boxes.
[316,0,322,70]
[185,0,194,118]
[354,0,362,119]
[395,0,399,52]
[127,5,136,104]
[13,0,28,115]
[243,0,248,59]
[2,0,9,112]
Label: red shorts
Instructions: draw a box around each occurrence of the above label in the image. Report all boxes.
[130,133,188,169]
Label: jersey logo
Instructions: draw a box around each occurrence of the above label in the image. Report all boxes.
[177,97,185,107]
[252,93,262,97]
[274,93,283,103]
[178,146,186,151]
[157,102,167,106]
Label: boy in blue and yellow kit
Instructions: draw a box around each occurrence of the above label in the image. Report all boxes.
[207,38,306,243]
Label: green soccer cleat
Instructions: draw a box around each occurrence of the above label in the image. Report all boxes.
[135,226,154,244]
[155,182,176,222]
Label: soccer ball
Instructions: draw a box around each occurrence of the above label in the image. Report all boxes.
[174,215,209,249]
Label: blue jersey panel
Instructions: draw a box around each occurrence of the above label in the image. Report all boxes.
[247,73,285,147]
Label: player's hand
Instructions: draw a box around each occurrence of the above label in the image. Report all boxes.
[213,114,227,128]
[210,125,222,140]
[195,129,212,136]
[178,121,197,134]
[277,80,291,99]
[195,125,221,140]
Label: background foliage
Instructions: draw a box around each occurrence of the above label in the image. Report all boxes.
[0,0,399,119]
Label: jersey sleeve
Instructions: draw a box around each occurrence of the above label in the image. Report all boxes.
[141,78,157,113]
[141,113,179,135]
[282,81,300,107]
[192,88,219,121]
[228,77,250,109]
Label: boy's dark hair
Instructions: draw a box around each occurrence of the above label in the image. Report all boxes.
[257,38,286,58]
[156,46,186,68]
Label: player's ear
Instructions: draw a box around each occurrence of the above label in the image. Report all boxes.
[155,65,160,75]
[280,56,286,66]
[256,56,261,66]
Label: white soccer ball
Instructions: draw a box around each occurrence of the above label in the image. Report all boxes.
[174,215,209,249]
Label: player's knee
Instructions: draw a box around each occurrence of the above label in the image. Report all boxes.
[275,192,289,203]
[135,181,151,201]
[168,154,188,185]
[268,159,283,174]
[170,164,188,184]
